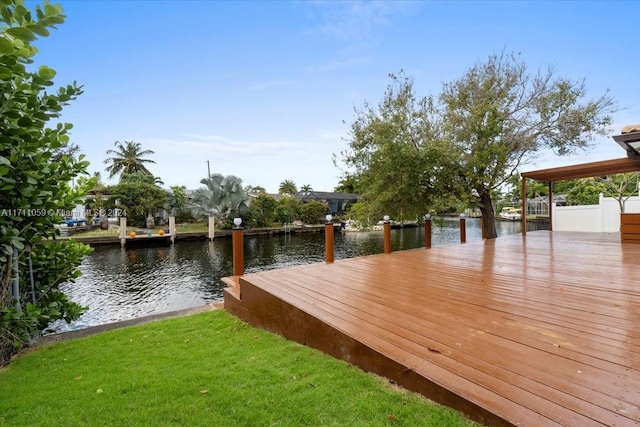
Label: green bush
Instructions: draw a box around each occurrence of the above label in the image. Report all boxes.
[299,200,329,224]
[0,1,92,365]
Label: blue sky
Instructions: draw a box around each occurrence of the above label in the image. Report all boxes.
[32,0,640,193]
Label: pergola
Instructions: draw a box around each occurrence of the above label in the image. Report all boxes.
[519,131,640,235]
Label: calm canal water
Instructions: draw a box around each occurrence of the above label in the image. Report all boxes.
[50,219,532,333]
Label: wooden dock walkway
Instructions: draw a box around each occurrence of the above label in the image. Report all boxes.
[223,231,640,426]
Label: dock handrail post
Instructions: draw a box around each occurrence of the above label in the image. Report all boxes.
[383,215,391,254]
[119,217,127,247]
[325,214,334,264]
[459,215,466,244]
[424,214,432,249]
[232,218,244,276]
[481,216,487,240]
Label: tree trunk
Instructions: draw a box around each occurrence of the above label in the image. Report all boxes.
[479,189,498,239]
[617,196,625,214]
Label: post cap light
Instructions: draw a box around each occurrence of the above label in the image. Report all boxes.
[383,215,390,222]
[233,217,242,227]
[424,213,431,220]
[325,214,332,223]
[460,213,465,218]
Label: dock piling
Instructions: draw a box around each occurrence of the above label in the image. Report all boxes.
[169,216,176,244]
[460,215,466,244]
[120,217,127,247]
[208,216,215,241]
[325,215,334,264]
[232,218,244,276]
[424,215,432,249]
[383,215,391,254]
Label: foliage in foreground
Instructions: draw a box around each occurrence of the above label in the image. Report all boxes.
[0,311,479,427]
[0,0,91,364]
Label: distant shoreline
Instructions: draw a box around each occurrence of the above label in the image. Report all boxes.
[56,224,334,247]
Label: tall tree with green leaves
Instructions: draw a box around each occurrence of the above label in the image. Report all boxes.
[338,73,461,224]
[300,184,313,195]
[104,140,156,180]
[440,52,616,237]
[107,173,167,227]
[278,179,297,195]
[340,54,617,238]
[0,0,92,365]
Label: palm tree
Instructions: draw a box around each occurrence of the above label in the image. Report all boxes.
[189,174,251,221]
[300,184,313,195]
[104,141,156,180]
[278,180,297,195]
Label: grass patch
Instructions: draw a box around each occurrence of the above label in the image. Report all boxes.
[0,311,479,426]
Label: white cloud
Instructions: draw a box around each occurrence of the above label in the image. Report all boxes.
[310,1,414,42]
[150,134,313,157]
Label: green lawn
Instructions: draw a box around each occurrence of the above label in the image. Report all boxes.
[0,311,479,427]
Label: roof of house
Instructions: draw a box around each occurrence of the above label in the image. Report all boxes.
[296,191,359,201]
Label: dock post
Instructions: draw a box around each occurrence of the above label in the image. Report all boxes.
[424,214,432,249]
[325,214,334,263]
[459,215,466,244]
[208,215,215,241]
[383,215,391,254]
[481,216,487,240]
[119,217,127,247]
[232,218,244,276]
[169,216,176,244]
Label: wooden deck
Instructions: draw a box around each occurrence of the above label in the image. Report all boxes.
[223,231,640,426]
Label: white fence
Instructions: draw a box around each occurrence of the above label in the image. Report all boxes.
[553,194,640,232]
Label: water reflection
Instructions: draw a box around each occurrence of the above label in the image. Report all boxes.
[51,219,530,333]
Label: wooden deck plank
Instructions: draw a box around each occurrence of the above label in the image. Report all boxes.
[253,264,639,422]
[224,231,640,426]
[252,274,635,426]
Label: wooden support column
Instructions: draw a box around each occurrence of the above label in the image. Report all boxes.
[521,178,527,236]
[232,218,244,276]
[481,217,487,240]
[460,217,466,244]
[325,215,334,264]
[424,217,432,249]
[548,181,553,231]
[383,216,391,254]
[208,216,215,240]
[169,216,176,244]
[120,217,127,247]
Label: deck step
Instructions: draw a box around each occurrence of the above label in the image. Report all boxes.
[222,276,244,314]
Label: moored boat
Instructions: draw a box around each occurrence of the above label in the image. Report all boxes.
[499,207,522,221]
